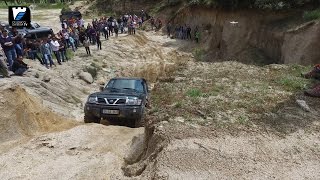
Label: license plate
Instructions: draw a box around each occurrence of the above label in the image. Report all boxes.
[103,109,119,115]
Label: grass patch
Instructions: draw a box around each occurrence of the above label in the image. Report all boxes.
[303,8,320,21]
[237,115,249,125]
[192,48,205,61]
[276,75,308,91]
[186,88,202,97]
[66,49,75,60]
[174,102,182,108]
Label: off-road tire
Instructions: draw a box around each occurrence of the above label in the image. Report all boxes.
[128,114,145,128]
[84,113,100,123]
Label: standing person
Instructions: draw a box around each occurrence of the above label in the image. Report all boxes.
[27,40,43,64]
[138,17,143,28]
[103,24,109,40]
[79,29,86,45]
[72,29,79,49]
[175,26,179,39]
[167,23,172,38]
[59,39,68,62]
[128,20,132,35]
[195,27,200,43]
[178,26,183,39]
[86,25,92,43]
[90,27,97,45]
[186,25,192,40]
[62,29,70,48]
[40,39,54,68]
[0,50,10,77]
[150,17,155,30]
[13,33,24,56]
[96,33,101,50]
[69,36,76,52]
[131,21,136,35]
[50,37,62,65]
[183,24,188,39]
[114,24,119,37]
[120,22,124,34]
[0,30,16,70]
[83,37,91,55]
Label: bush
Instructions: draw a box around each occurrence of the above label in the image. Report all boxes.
[192,48,205,61]
[303,8,320,21]
[187,0,318,9]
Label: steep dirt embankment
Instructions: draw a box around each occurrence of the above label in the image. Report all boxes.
[0,84,77,144]
[171,6,320,65]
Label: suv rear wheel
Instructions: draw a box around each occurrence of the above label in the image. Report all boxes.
[84,113,100,123]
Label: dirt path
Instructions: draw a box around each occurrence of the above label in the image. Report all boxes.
[0,124,142,179]
[0,8,186,180]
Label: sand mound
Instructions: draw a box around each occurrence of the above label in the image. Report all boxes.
[0,85,77,143]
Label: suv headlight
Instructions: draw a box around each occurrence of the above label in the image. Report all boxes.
[126,97,142,105]
[87,96,98,103]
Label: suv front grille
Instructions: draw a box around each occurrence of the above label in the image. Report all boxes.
[97,98,126,105]
[98,98,106,104]
[116,99,126,104]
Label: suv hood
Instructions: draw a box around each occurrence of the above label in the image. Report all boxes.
[92,89,144,97]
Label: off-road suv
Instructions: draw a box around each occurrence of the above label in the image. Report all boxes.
[84,78,149,127]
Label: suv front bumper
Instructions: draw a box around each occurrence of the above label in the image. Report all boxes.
[84,103,143,120]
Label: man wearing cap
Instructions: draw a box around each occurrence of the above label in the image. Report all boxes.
[0,30,16,70]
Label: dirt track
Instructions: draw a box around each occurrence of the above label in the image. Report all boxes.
[0,124,142,179]
[0,7,184,179]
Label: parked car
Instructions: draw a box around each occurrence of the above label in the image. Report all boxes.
[15,22,53,37]
[1,21,53,39]
[24,28,53,40]
[60,10,82,22]
[84,78,149,128]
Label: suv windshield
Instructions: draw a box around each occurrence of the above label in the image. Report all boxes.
[106,79,144,93]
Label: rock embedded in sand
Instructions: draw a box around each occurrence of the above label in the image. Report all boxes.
[79,72,94,84]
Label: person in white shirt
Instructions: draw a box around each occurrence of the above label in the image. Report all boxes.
[50,37,62,65]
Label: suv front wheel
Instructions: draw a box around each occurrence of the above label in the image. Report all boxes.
[84,113,100,123]
[128,114,145,128]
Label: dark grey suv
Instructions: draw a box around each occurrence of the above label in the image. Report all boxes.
[84,78,149,127]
